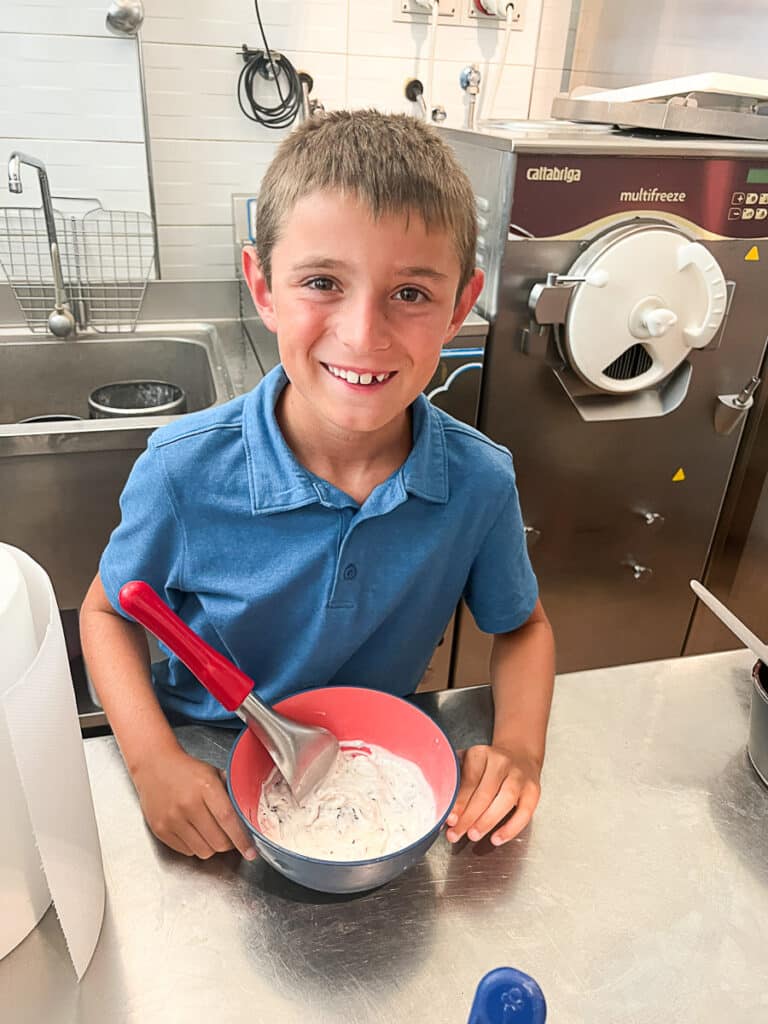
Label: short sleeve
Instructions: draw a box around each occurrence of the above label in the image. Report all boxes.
[99,443,186,620]
[463,478,538,634]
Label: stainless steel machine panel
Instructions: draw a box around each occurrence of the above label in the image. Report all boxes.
[442,141,513,321]
[443,128,768,676]
[685,375,768,655]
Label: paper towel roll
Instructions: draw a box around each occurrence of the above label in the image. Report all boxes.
[0,543,105,979]
[0,546,50,958]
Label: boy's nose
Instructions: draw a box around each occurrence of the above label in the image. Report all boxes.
[338,297,391,353]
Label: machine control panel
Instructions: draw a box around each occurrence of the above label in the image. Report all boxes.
[511,155,768,239]
[728,186,768,223]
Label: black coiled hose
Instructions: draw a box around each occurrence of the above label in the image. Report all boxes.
[237,48,302,130]
[236,1,302,130]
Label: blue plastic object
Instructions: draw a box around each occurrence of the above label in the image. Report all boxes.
[467,967,547,1023]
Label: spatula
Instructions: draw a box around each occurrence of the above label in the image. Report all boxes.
[690,579,768,664]
[119,580,339,802]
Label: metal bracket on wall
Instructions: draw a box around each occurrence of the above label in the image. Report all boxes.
[463,0,525,25]
[394,0,527,26]
[394,0,458,23]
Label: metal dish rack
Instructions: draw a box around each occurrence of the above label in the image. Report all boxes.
[0,199,155,333]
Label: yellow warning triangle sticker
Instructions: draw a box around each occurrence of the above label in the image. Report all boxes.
[745,246,760,262]
[672,468,686,482]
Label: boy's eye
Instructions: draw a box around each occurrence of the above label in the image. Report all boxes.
[305,277,337,291]
[394,287,427,303]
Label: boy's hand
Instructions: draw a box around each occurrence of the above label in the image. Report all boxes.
[444,744,541,847]
[132,748,258,861]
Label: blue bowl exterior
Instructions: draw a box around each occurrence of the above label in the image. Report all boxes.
[246,818,446,895]
[226,709,460,895]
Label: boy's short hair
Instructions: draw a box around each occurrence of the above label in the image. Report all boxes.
[255,109,478,298]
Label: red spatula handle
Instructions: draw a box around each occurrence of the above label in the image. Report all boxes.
[118,580,252,712]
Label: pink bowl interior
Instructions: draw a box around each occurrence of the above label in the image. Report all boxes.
[229,686,458,836]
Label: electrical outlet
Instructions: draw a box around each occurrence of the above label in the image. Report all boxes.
[393,0,459,25]
[462,0,525,26]
[232,194,258,246]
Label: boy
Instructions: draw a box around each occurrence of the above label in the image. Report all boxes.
[80,110,555,863]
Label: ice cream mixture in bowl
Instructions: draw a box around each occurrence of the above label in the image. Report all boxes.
[227,687,460,893]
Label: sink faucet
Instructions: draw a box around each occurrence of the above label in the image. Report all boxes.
[459,64,482,130]
[7,151,76,337]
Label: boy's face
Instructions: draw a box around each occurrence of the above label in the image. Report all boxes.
[243,190,483,442]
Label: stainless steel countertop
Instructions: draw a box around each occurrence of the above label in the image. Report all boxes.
[3,650,767,1023]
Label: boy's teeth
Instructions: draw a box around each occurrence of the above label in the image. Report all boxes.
[328,365,391,385]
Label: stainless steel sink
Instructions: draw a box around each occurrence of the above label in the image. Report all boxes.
[0,323,234,426]
[1,334,221,424]
[0,320,260,609]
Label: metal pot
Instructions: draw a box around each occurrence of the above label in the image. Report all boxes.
[748,662,768,787]
[88,380,186,419]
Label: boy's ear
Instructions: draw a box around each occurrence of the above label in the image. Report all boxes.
[242,245,277,332]
[446,269,485,342]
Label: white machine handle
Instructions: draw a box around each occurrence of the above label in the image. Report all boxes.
[643,307,678,337]
[676,242,728,348]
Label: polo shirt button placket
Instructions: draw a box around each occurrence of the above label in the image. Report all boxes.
[329,559,360,608]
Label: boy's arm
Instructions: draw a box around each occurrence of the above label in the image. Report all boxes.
[80,574,256,861]
[445,598,555,846]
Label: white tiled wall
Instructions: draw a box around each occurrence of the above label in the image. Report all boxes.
[0,2,150,215]
[565,0,768,94]
[528,0,577,118]
[3,0,576,281]
[143,0,578,279]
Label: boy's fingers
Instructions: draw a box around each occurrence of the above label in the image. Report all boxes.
[143,760,257,861]
[191,805,239,856]
[166,832,195,857]
[446,765,505,842]
[173,821,218,860]
[204,780,258,860]
[461,778,520,842]
[144,811,206,858]
[447,780,502,841]
[490,784,540,846]
[445,747,486,828]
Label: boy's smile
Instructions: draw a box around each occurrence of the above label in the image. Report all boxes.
[322,363,394,387]
[243,190,483,461]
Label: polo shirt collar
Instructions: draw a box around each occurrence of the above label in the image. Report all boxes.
[242,365,449,514]
[401,392,449,504]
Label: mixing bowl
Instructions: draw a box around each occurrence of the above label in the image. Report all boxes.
[227,686,460,894]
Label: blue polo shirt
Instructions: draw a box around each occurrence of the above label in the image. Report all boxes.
[100,365,537,724]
